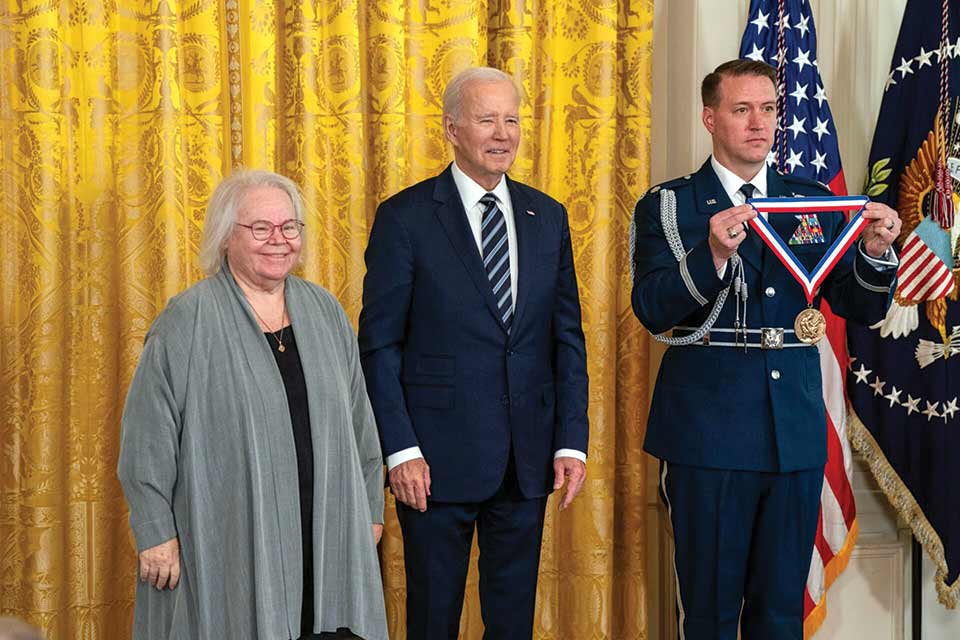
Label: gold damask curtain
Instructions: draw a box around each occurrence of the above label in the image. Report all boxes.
[0,1,654,637]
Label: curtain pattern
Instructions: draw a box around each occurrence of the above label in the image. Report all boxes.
[0,1,653,637]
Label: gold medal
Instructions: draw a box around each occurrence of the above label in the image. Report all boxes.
[794,307,826,344]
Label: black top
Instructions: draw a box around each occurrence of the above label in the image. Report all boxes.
[265,325,315,635]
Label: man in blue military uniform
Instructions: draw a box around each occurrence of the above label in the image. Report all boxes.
[631,59,902,639]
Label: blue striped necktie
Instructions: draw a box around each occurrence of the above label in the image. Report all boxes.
[480,193,513,331]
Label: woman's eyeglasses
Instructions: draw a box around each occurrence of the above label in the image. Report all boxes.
[235,220,305,240]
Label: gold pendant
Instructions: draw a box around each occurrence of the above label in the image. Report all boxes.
[278,344,286,353]
[794,307,826,344]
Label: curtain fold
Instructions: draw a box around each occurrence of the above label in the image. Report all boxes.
[0,1,653,637]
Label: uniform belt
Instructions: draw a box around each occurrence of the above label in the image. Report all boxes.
[672,326,816,349]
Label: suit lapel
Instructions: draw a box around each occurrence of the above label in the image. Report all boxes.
[433,167,510,332]
[507,177,539,332]
[694,161,762,271]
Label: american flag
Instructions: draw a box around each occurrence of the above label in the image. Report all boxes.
[897,224,955,305]
[739,1,858,636]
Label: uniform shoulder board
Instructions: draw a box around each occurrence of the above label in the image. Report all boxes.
[646,174,692,195]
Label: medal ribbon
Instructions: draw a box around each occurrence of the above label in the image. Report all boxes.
[747,196,870,305]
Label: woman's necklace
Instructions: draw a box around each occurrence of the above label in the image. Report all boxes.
[249,297,287,352]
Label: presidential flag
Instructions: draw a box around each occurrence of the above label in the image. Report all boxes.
[847,0,960,610]
[739,1,858,636]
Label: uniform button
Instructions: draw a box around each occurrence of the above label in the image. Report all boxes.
[501,395,510,406]
[771,369,781,380]
[765,287,776,298]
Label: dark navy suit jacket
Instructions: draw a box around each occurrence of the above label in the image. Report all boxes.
[359,165,589,503]
[632,160,894,473]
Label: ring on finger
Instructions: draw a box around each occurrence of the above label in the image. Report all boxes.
[727,227,740,239]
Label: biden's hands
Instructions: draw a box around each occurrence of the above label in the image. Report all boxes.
[389,457,432,512]
[553,456,587,511]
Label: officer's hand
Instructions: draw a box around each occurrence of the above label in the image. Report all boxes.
[139,536,181,590]
[709,204,757,270]
[389,457,432,512]
[553,457,587,511]
[859,201,901,258]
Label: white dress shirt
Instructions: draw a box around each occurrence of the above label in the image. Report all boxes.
[712,156,768,207]
[451,161,519,306]
[712,157,767,279]
[386,163,586,471]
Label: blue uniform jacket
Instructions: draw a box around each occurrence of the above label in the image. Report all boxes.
[358,165,589,502]
[632,160,894,472]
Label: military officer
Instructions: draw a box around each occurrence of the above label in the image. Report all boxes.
[631,59,901,639]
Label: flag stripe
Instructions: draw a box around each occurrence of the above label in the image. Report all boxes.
[907,267,953,300]
[821,457,853,551]
[899,249,938,283]
[806,512,827,602]
[821,304,857,533]
[901,259,952,299]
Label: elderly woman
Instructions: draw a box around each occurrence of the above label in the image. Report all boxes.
[118,170,387,640]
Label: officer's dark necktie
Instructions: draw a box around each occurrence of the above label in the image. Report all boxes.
[480,193,513,331]
[738,182,764,256]
[737,182,763,251]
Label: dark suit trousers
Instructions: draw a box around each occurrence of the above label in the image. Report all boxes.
[397,456,549,640]
[660,461,823,640]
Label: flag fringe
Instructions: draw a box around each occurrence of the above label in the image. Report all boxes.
[803,519,859,638]
[803,593,828,638]
[848,404,960,608]
[824,518,859,589]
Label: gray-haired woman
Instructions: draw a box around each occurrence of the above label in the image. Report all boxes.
[118,170,387,639]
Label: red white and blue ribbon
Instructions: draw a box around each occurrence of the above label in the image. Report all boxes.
[747,196,870,305]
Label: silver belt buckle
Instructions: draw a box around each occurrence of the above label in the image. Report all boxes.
[761,327,784,350]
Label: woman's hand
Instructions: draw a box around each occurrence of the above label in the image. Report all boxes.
[139,537,181,590]
[372,524,384,545]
